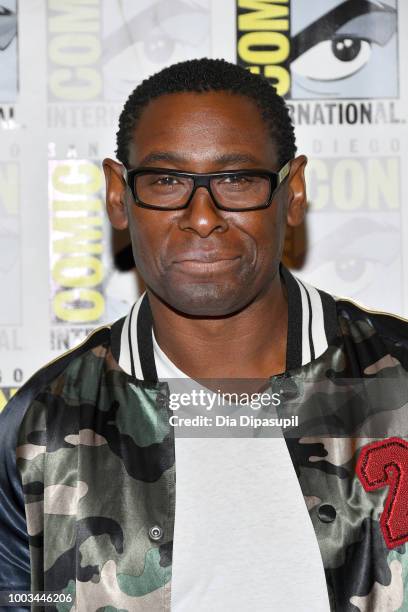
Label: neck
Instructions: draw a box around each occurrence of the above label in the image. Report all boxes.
[148,273,288,379]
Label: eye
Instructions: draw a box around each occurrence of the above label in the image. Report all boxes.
[305,255,381,304]
[0,6,17,51]
[154,176,180,185]
[297,217,399,306]
[227,176,245,184]
[100,2,211,100]
[290,3,397,87]
[335,258,367,283]
[219,175,254,186]
[147,175,185,188]
[291,37,371,81]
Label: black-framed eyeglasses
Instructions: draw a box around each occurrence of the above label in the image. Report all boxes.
[123,162,291,212]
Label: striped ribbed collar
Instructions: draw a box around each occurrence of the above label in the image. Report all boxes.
[113,264,338,382]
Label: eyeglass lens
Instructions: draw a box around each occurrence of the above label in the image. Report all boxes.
[134,172,272,209]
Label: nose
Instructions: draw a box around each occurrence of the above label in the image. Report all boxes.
[177,185,228,238]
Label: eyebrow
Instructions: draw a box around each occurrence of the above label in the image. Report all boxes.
[137,151,263,167]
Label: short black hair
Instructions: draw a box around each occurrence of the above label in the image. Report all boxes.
[116,57,296,168]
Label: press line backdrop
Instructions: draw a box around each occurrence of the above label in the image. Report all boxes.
[0,0,407,408]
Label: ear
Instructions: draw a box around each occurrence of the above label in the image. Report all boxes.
[103,158,128,230]
[286,155,308,228]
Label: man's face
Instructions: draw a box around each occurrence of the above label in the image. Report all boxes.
[106,91,306,316]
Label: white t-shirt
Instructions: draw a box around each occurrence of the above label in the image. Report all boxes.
[152,331,331,612]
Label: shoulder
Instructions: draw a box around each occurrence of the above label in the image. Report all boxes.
[331,296,408,374]
[1,324,114,427]
[0,321,118,469]
[335,297,408,346]
[0,320,126,588]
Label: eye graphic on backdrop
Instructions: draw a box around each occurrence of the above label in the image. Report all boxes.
[102,0,210,100]
[0,5,16,51]
[302,217,400,308]
[290,0,398,98]
[0,1,17,102]
[291,37,372,82]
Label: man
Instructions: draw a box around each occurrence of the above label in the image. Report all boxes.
[1,58,408,611]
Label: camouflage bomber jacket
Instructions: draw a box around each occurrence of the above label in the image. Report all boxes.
[1,264,408,612]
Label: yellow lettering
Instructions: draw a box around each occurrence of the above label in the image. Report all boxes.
[367,159,399,210]
[52,255,103,287]
[306,160,329,211]
[49,0,99,33]
[238,0,288,31]
[52,162,103,194]
[49,67,102,100]
[0,388,18,413]
[333,160,365,210]
[238,31,289,64]
[304,158,399,211]
[248,65,290,95]
[49,34,100,66]
[53,198,102,211]
[54,289,105,322]
[262,65,290,95]
[53,217,103,254]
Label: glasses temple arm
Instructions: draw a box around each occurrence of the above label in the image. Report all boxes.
[277,161,291,185]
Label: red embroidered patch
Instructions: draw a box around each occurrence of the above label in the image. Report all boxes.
[356,437,408,549]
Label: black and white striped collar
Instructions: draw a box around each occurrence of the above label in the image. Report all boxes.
[113,264,338,382]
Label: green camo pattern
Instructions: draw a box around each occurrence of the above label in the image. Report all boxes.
[17,344,175,611]
[15,301,408,611]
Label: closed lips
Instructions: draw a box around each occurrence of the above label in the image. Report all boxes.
[173,253,240,263]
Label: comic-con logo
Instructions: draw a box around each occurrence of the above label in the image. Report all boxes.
[47,0,211,102]
[236,0,398,99]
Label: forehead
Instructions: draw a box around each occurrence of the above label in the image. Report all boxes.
[128,91,278,169]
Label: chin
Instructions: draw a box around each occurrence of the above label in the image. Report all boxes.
[161,283,249,318]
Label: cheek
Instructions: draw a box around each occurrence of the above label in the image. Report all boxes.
[127,215,152,260]
[265,202,287,245]
[127,211,170,272]
[241,211,284,258]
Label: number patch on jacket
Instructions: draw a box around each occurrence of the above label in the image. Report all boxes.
[356,437,408,549]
